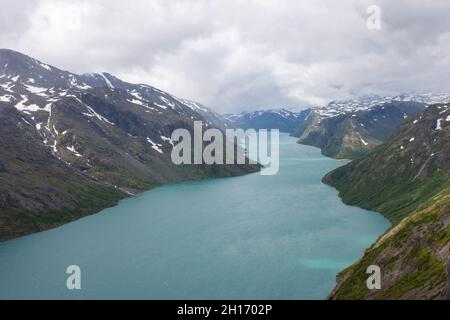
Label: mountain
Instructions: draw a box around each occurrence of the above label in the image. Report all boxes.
[294,101,426,159]
[224,108,309,134]
[323,103,450,223]
[0,49,259,241]
[326,93,450,113]
[323,104,450,299]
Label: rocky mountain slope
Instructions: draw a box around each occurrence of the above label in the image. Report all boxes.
[323,104,450,299]
[294,102,426,159]
[0,49,258,242]
[224,108,309,134]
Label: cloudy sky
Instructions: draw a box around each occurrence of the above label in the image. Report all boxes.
[1,0,450,113]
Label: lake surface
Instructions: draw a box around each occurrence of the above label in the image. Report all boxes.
[0,134,389,299]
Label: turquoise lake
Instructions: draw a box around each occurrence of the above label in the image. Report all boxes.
[0,134,390,299]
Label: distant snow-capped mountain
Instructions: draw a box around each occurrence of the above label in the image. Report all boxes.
[294,101,427,159]
[224,93,450,136]
[316,93,450,119]
[224,108,310,133]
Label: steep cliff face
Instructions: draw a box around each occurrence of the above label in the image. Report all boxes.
[295,102,426,159]
[0,49,259,242]
[324,104,450,299]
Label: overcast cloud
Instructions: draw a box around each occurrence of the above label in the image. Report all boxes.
[1,0,450,113]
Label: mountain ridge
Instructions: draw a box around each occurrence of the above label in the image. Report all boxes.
[0,48,259,241]
[294,101,427,159]
[323,104,450,299]
[224,108,310,134]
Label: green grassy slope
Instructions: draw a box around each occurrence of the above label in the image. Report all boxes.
[0,106,126,242]
[329,190,450,300]
[323,104,449,224]
[323,104,450,299]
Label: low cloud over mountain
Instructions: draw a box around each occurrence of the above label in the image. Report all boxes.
[3,0,450,112]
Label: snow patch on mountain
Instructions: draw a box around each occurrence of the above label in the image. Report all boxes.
[161,135,174,146]
[66,145,82,157]
[357,133,368,146]
[0,95,13,102]
[100,73,114,88]
[24,84,49,96]
[154,103,168,110]
[147,137,163,153]
[38,62,52,71]
[15,95,42,113]
[315,93,450,119]
[82,102,115,125]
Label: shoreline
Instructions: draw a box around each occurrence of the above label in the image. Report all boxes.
[298,143,394,299]
[1,139,387,300]
[0,164,261,244]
